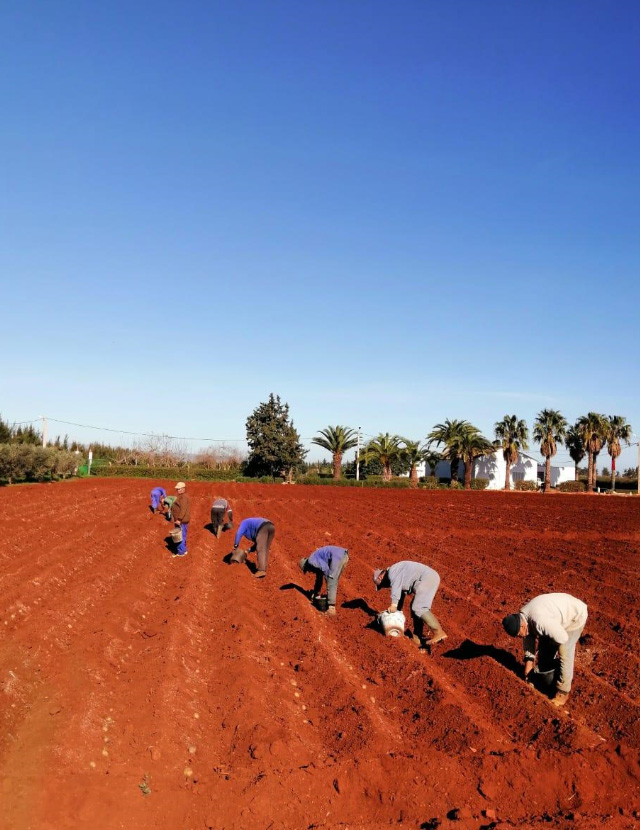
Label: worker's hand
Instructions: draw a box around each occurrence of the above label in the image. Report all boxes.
[524,659,535,680]
[309,592,317,602]
[387,604,398,614]
[174,521,181,526]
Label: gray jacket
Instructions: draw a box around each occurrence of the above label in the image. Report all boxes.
[388,561,440,607]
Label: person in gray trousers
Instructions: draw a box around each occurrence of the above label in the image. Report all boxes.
[373,560,448,647]
[210,497,233,538]
[502,592,588,708]
[299,546,349,616]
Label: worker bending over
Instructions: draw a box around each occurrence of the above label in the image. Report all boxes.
[502,592,588,707]
[231,517,276,578]
[299,546,349,616]
[374,561,448,647]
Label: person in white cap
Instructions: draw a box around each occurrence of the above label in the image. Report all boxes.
[502,593,588,707]
[373,561,447,647]
[171,482,191,557]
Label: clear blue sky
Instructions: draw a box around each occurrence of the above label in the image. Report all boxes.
[1,1,639,467]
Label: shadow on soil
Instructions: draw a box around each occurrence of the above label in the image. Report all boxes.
[443,639,522,675]
[280,582,311,598]
[341,598,384,632]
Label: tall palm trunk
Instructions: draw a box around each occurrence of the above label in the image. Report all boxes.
[611,455,616,491]
[332,451,342,481]
[505,461,511,491]
[450,455,459,483]
[574,462,580,481]
[544,455,551,493]
[592,451,600,490]
[383,462,392,482]
[464,461,472,489]
[587,449,594,491]
[410,464,419,487]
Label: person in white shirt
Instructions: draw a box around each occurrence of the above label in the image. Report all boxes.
[502,593,588,707]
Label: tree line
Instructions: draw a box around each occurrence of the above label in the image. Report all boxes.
[308,412,633,492]
[1,404,634,491]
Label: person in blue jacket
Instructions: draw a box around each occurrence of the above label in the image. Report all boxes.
[231,517,276,578]
[299,546,349,616]
[150,486,166,514]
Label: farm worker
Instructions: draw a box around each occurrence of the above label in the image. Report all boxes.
[150,486,166,514]
[210,497,233,538]
[373,561,448,646]
[231,517,276,578]
[162,495,176,521]
[171,482,191,557]
[298,546,349,616]
[502,593,588,707]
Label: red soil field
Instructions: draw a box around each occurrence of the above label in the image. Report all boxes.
[1,480,639,830]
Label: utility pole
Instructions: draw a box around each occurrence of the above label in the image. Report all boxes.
[41,415,47,447]
[355,426,361,481]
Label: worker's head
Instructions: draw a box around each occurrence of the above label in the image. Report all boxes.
[502,613,527,637]
[175,481,186,492]
[373,568,388,590]
[298,557,309,574]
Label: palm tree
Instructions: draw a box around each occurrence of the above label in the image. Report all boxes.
[604,415,632,492]
[494,415,529,491]
[311,425,358,481]
[455,425,494,489]
[400,439,427,487]
[360,433,403,482]
[565,424,585,482]
[422,450,442,479]
[533,409,568,493]
[426,419,468,484]
[575,412,608,492]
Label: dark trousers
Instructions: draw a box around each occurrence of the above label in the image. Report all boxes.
[255,522,275,573]
[211,507,233,535]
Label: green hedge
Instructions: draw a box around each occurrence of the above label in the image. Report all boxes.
[420,476,439,490]
[557,480,587,493]
[298,476,414,489]
[91,465,247,482]
[514,480,538,491]
[470,478,489,490]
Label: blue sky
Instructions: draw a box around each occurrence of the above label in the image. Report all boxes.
[1,1,639,467]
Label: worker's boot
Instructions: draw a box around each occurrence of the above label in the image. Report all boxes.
[550,691,569,708]
[420,611,448,646]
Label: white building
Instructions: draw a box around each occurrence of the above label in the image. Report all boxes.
[474,451,538,490]
[537,462,574,488]
[412,451,571,489]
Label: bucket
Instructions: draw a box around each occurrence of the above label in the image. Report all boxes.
[379,610,405,637]
[170,527,183,544]
[230,548,247,565]
[314,596,329,612]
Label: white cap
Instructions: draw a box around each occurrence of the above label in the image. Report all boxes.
[175,481,186,490]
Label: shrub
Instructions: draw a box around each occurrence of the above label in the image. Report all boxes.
[557,480,587,493]
[448,480,463,490]
[0,445,79,483]
[420,476,439,490]
[470,478,489,490]
[92,466,242,481]
[514,480,538,491]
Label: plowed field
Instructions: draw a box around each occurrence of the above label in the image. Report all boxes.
[1,480,639,830]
